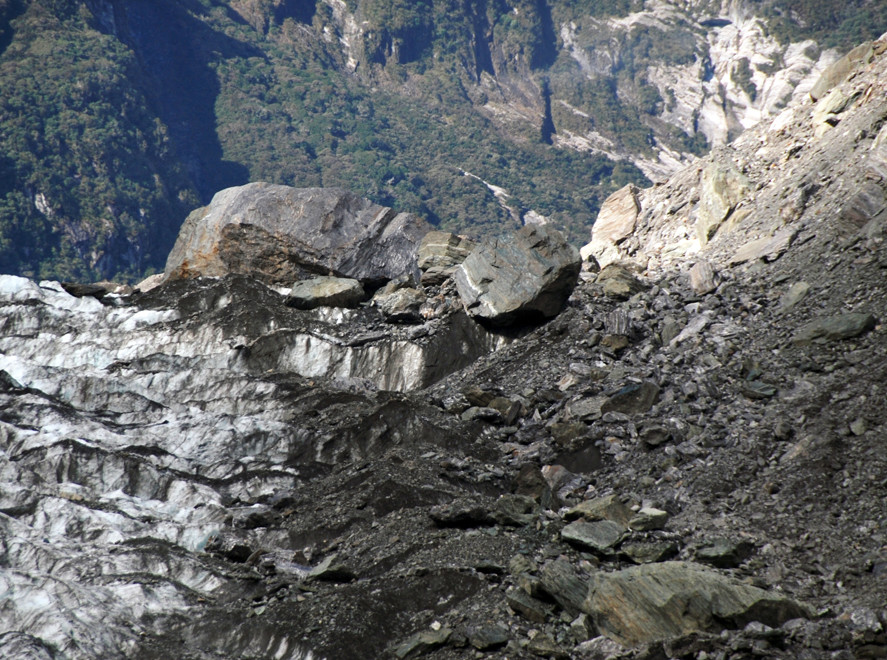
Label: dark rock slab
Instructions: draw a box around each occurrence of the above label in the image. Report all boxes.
[430,499,495,527]
[791,313,877,345]
[454,224,580,325]
[601,381,660,415]
[583,561,811,646]
[540,558,590,615]
[695,538,756,568]
[467,624,509,650]
[620,541,680,564]
[506,587,554,623]
[165,183,431,285]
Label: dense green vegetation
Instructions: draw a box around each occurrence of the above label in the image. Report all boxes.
[759,0,887,49]
[1,0,884,281]
[0,2,199,280]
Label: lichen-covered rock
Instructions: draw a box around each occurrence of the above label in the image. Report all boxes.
[454,224,581,325]
[584,562,811,646]
[165,183,432,286]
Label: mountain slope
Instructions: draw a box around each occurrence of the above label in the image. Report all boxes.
[1,0,886,281]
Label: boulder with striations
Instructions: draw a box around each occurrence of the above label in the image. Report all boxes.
[454,224,581,325]
[165,183,432,286]
[583,561,811,646]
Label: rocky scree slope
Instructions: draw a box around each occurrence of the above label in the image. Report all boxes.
[2,36,887,660]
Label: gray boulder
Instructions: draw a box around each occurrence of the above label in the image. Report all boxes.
[583,561,811,646]
[791,313,877,345]
[165,183,431,286]
[454,224,581,325]
[373,286,426,323]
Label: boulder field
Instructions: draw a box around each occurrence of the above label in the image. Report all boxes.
[1,35,887,660]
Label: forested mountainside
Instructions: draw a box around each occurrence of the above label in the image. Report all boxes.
[1,0,886,282]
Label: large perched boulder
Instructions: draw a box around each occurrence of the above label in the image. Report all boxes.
[580,184,640,268]
[165,183,432,286]
[583,561,810,646]
[454,224,581,325]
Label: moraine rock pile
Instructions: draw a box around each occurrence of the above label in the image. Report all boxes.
[2,35,887,660]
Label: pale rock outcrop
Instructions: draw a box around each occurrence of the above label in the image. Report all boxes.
[581,184,640,268]
[696,161,751,245]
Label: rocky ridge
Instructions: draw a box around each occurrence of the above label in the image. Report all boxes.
[2,35,887,660]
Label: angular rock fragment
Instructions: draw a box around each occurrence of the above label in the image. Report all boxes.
[581,184,641,268]
[393,628,452,659]
[417,231,476,285]
[562,519,628,554]
[791,313,877,345]
[565,495,633,526]
[506,587,554,623]
[286,276,366,310]
[166,183,431,285]
[583,561,811,646]
[697,162,751,244]
[689,260,718,295]
[601,381,660,415]
[467,624,509,650]
[628,507,670,531]
[695,538,756,568]
[454,224,580,325]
